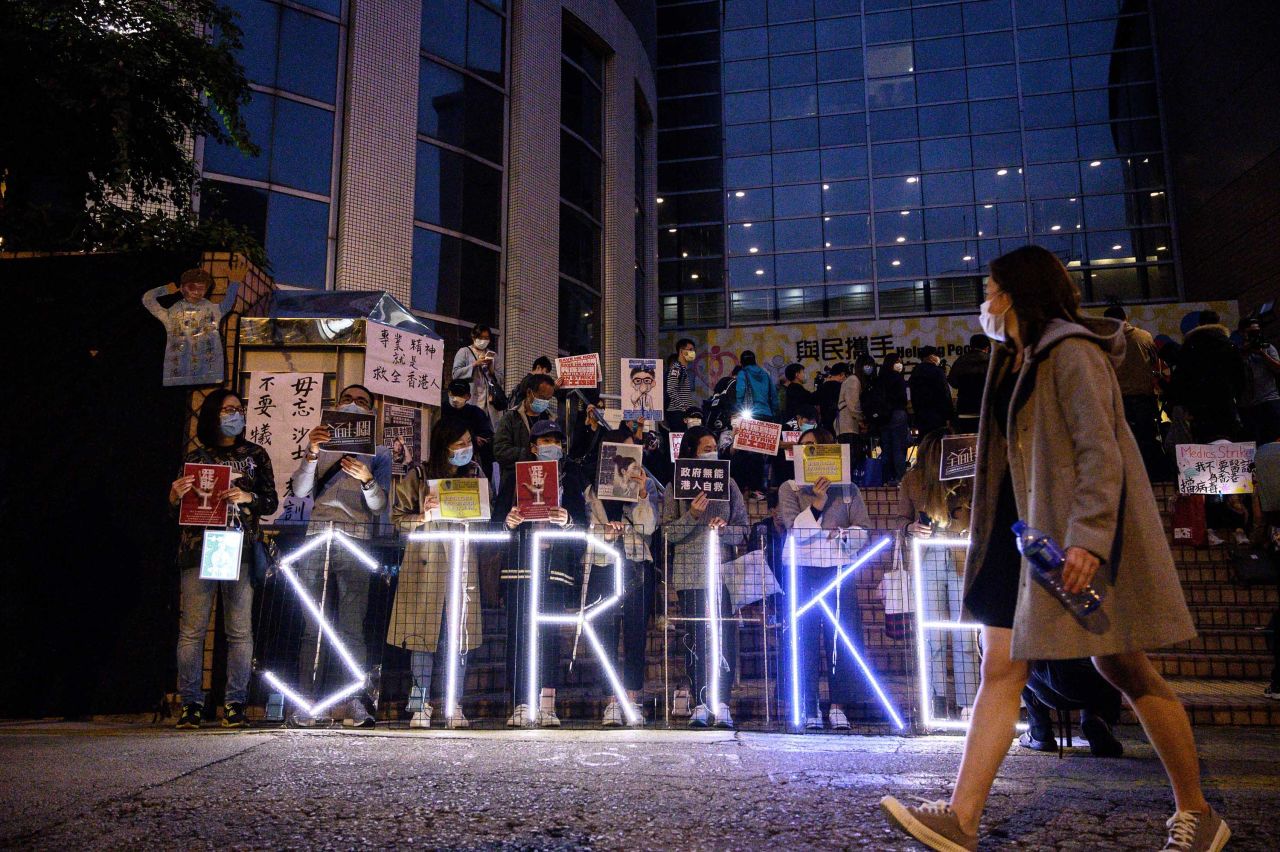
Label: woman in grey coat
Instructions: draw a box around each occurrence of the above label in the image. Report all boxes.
[883,246,1228,852]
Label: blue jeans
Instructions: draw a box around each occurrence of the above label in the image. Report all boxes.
[409,609,457,702]
[177,564,254,706]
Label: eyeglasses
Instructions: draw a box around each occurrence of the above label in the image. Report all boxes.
[220,405,247,415]
[631,377,656,389]
[339,395,372,408]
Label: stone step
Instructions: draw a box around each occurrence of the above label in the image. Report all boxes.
[1151,651,1273,680]
[1190,604,1277,628]
[1174,627,1273,655]
[1179,582,1278,607]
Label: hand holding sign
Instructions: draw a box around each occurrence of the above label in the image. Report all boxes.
[689,491,710,519]
[307,425,332,454]
[339,456,374,484]
[170,474,196,505]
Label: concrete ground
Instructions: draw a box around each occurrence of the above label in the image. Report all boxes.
[0,721,1276,850]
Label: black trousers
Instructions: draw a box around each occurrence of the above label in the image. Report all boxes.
[504,577,567,705]
[585,559,652,692]
[677,587,737,708]
[1022,658,1123,737]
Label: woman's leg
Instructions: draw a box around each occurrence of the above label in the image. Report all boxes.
[949,626,1029,834]
[795,566,824,718]
[1092,652,1209,813]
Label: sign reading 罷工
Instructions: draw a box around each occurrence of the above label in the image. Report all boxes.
[246,372,324,524]
[1176,442,1256,495]
[364,320,444,406]
[940,434,979,481]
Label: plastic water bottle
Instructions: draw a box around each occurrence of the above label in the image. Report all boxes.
[1012,521,1104,617]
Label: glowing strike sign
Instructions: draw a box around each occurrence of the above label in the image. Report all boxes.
[259,529,381,720]
[408,527,510,724]
[787,534,905,730]
[526,531,640,726]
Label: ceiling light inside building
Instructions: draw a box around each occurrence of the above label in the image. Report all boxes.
[963,255,973,261]
[755,269,764,275]
[891,260,901,267]
[734,191,745,197]
[996,169,1008,176]
[1090,161,1101,167]
[655,197,664,204]
[748,247,758,253]
[906,176,918,183]
[1051,225,1061,231]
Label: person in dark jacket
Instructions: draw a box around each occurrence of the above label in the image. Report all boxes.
[876,353,910,485]
[1169,310,1249,442]
[735,350,779,421]
[442,379,496,474]
[492,374,556,519]
[779,362,814,423]
[815,362,849,433]
[948,334,990,433]
[507,356,555,411]
[1019,658,1125,758]
[909,346,955,436]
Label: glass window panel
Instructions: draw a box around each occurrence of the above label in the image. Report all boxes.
[559,280,601,355]
[817,49,864,82]
[819,113,863,147]
[965,31,1014,65]
[419,59,504,163]
[1018,25,1069,61]
[821,146,868,180]
[769,22,816,54]
[920,136,972,172]
[924,205,976,240]
[867,76,916,109]
[1131,188,1170,225]
[727,186,773,221]
[292,0,341,15]
[560,204,601,286]
[772,118,820,149]
[657,191,721,227]
[412,227,446,313]
[773,217,822,251]
[724,0,767,28]
[1082,193,1128,230]
[823,248,872,281]
[199,179,268,245]
[1026,161,1081,198]
[963,0,1012,31]
[824,214,871,247]
[661,224,724,259]
[422,0,467,65]
[771,85,818,119]
[816,16,861,51]
[773,150,822,183]
[822,179,870,213]
[914,37,965,71]
[878,244,925,279]
[1015,0,1066,27]
[874,174,922,208]
[658,94,720,129]
[266,193,328,287]
[416,142,503,243]
[916,70,966,104]
[1080,157,1130,195]
[1138,227,1173,261]
[1031,197,1084,233]
[819,81,865,115]
[726,122,772,155]
[467,1,504,83]
[204,91,272,182]
[913,4,963,37]
[1025,127,1078,163]
[919,102,970,138]
[658,31,721,67]
[674,257,723,290]
[1072,53,1132,89]
[1086,230,1136,263]
[970,132,1021,168]
[562,62,603,146]
[658,159,722,194]
[927,241,979,277]
[922,170,974,206]
[725,90,771,123]
[774,183,823,217]
[1087,265,1143,303]
[865,10,912,43]
[876,209,923,242]
[826,283,874,316]
[658,126,722,160]
[776,251,825,285]
[658,63,721,97]
[730,288,775,324]
[866,44,915,78]
[974,167,1025,203]
[725,155,772,188]
[1022,93,1076,129]
[769,0,813,23]
[869,107,918,142]
[562,27,602,82]
[223,0,277,88]
[1071,88,1111,124]
[778,286,826,320]
[965,63,1017,97]
[976,201,1027,236]
[271,98,334,195]
[1068,19,1120,55]
[968,97,1019,132]
[771,53,817,86]
[1020,59,1073,95]
[727,221,774,255]
[560,132,603,218]
[871,141,920,175]
[1067,0,1123,22]
[725,59,770,92]
[724,27,769,59]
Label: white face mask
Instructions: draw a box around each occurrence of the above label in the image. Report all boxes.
[892,362,903,373]
[473,338,489,350]
[449,396,467,409]
[979,298,1008,342]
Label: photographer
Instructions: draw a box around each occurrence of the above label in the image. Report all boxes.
[1239,317,1280,444]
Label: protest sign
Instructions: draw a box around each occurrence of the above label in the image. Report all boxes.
[381,403,421,476]
[199,528,244,581]
[246,372,324,524]
[673,458,732,502]
[621,358,662,421]
[670,432,684,463]
[733,419,783,456]
[599,408,624,430]
[596,442,645,502]
[940,434,979,481]
[1176,443,1256,495]
[427,478,491,521]
[781,430,801,461]
[793,444,851,484]
[320,409,376,455]
[556,354,601,389]
[516,460,560,520]
[364,320,444,406]
[180,463,232,526]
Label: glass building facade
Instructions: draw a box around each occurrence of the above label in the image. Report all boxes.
[656,0,1176,330]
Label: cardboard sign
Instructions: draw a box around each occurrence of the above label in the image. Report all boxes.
[1176,442,1256,495]
[673,458,732,502]
[427,478,491,521]
[621,358,663,421]
[781,430,802,461]
[320,409,376,455]
[180,463,233,526]
[364,320,445,405]
[793,444,851,485]
[940,434,979,481]
[516,459,560,520]
[199,528,244,581]
[670,432,684,463]
[556,354,601,389]
[596,442,645,502]
[382,403,421,477]
[732,419,783,456]
[245,371,324,525]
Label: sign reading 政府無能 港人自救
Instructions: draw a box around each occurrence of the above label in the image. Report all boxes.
[673,458,731,502]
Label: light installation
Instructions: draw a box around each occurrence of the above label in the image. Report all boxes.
[706,526,723,714]
[526,530,640,726]
[409,527,510,725]
[787,534,904,730]
[259,528,381,720]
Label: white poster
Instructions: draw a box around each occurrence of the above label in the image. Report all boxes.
[364,320,445,406]
[1176,442,1256,495]
[621,357,663,421]
[246,371,324,524]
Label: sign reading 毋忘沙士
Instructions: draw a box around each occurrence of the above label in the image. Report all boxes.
[364,321,444,406]
[245,371,324,524]
[1176,442,1256,495]
[940,434,979,481]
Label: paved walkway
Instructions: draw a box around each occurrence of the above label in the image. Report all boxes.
[0,721,1276,849]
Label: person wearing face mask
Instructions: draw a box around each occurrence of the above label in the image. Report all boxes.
[665,338,701,431]
[773,404,820,489]
[778,426,873,731]
[501,419,588,727]
[441,379,495,475]
[493,373,557,520]
[662,426,749,728]
[169,389,278,729]
[882,246,1222,852]
[909,346,956,437]
[507,356,557,413]
[452,323,505,424]
[288,383,394,728]
[388,419,486,728]
[876,353,910,486]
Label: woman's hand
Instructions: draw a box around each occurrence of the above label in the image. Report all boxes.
[603,520,625,541]
[689,490,709,519]
[708,516,728,531]
[811,476,831,510]
[907,521,933,538]
[169,475,195,505]
[629,467,648,499]
[505,508,525,529]
[218,487,253,506]
[1062,546,1100,594]
[548,507,570,527]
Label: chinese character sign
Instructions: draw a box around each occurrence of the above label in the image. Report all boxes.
[382,403,421,477]
[793,444,850,484]
[672,459,731,502]
[939,434,979,481]
[319,409,376,455]
[732,419,783,456]
[621,358,663,421]
[364,320,444,406]
[556,354,601,389]
[596,442,645,502]
[516,460,560,520]
[179,463,232,526]
[1176,443,1256,495]
[246,371,324,524]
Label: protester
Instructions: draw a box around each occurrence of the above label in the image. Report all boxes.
[1103,306,1164,477]
[704,366,740,434]
[875,352,910,486]
[493,373,556,520]
[665,338,699,431]
[948,335,990,434]
[508,356,555,411]
[773,403,821,489]
[816,362,848,433]
[895,428,977,722]
[909,346,955,437]
[452,323,505,423]
[1238,317,1280,445]
[1019,658,1125,758]
[442,379,495,475]
[882,245,1226,852]
[289,384,394,728]
[583,427,658,726]
[170,389,278,729]
[778,427,873,730]
[1169,310,1248,443]
[388,419,485,728]
[835,358,866,444]
[663,426,749,728]
[735,349,779,422]
[780,362,814,424]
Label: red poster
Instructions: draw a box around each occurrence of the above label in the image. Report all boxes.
[179,463,233,526]
[515,460,560,520]
[732,419,783,456]
[781,430,802,461]
[555,354,601,389]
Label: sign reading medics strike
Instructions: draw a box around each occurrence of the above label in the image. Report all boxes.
[1176,442,1256,495]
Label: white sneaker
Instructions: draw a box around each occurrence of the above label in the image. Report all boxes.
[828,708,850,730]
[1233,529,1250,546]
[1206,530,1225,547]
[538,708,562,727]
[410,704,433,729]
[672,688,692,717]
[627,704,647,727]
[602,700,624,728]
[715,703,735,729]
[689,703,710,727]
[805,715,824,730]
[506,704,534,727]
[445,708,470,729]
[959,705,974,722]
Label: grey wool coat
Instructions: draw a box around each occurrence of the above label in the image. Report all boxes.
[964,316,1196,660]
[661,479,749,592]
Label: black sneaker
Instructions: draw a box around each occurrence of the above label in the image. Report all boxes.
[176,703,203,730]
[222,702,250,729]
[1081,715,1124,758]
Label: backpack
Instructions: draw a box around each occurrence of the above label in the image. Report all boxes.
[705,376,738,432]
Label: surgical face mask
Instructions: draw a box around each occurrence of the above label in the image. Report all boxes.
[862,365,873,375]
[798,422,816,433]
[530,396,553,414]
[684,418,702,429]
[449,396,468,409]
[892,362,904,373]
[680,349,696,364]
[473,338,489,350]
[979,297,1008,342]
[697,451,718,461]
[535,443,563,462]
[338,402,369,415]
[219,412,245,437]
[449,446,474,467]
